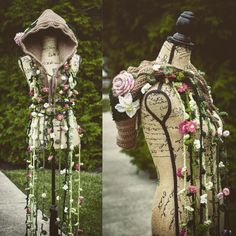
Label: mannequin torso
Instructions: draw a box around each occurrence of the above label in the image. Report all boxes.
[141,40,223,235]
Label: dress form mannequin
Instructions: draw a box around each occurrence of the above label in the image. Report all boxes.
[140,12,224,236]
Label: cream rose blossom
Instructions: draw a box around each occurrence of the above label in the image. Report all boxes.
[112,71,135,96]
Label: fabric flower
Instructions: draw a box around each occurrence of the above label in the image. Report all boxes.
[41,193,46,198]
[194,139,201,151]
[141,83,152,94]
[152,64,161,71]
[217,192,224,200]
[75,163,81,171]
[14,32,24,46]
[63,84,69,91]
[44,103,49,109]
[188,185,197,194]
[112,71,135,96]
[176,168,184,178]
[177,83,188,93]
[176,167,187,178]
[200,194,208,204]
[223,188,230,196]
[179,120,198,135]
[218,161,225,168]
[64,207,68,213]
[57,114,64,121]
[205,181,213,190]
[42,87,49,93]
[64,104,69,109]
[179,120,189,134]
[204,220,212,226]
[63,184,68,191]
[115,93,140,118]
[188,120,198,133]
[222,130,230,137]
[64,63,70,71]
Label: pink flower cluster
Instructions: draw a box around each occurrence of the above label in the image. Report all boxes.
[177,83,188,93]
[14,32,24,46]
[188,185,197,194]
[176,167,188,178]
[75,163,81,171]
[112,71,135,96]
[217,188,230,200]
[57,114,64,121]
[179,120,198,135]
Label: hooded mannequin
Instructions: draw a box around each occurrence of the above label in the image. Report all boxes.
[16,9,83,236]
[110,11,229,236]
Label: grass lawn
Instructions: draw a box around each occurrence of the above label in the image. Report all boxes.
[3,169,102,236]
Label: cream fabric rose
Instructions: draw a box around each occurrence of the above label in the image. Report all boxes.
[112,71,135,96]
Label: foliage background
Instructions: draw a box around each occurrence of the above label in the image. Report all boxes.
[104,0,236,231]
[0,0,102,171]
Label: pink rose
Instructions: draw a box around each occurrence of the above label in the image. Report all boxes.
[177,83,188,93]
[42,87,49,93]
[176,167,183,178]
[188,185,197,194]
[188,120,198,133]
[64,63,70,70]
[14,32,24,46]
[179,120,198,135]
[48,155,53,161]
[75,163,81,171]
[64,84,69,91]
[57,114,64,121]
[112,71,135,96]
[179,120,190,134]
[64,104,69,109]
[223,188,230,196]
[29,90,34,97]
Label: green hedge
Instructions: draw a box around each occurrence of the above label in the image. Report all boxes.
[0,0,102,171]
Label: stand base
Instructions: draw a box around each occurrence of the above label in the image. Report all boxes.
[50,205,59,236]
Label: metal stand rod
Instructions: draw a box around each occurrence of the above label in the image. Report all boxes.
[50,155,59,236]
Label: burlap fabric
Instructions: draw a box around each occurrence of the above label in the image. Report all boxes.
[112,60,156,149]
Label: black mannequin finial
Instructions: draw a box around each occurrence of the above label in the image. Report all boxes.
[168,11,195,48]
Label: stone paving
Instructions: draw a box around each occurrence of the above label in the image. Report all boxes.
[0,171,51,236]
[103,111,156,236]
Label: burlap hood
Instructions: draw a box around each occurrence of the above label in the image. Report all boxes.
[21,9,78,70]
